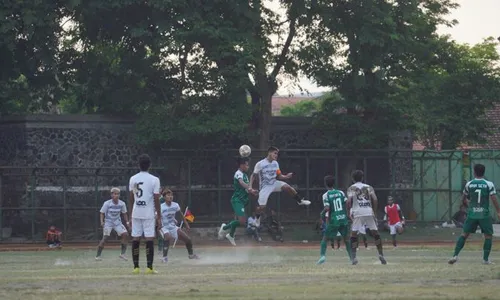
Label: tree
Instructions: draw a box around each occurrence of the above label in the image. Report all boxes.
[300,0,459,149]
[403,37,500,149]
[0,0,66,115]
[280,99,320,116]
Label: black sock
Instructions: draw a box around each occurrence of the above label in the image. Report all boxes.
[162,239,170,257]
[146,240,154,269]
[186,240,194,255]
[121,243,127,255]
[132,240,140,268]
[294,193,302,202]
[363,235,368,248]
[96,246,104,257]
[392,235,397,247]
[374,234,384,256]
[350,236,358,259]
[336,238,341,248]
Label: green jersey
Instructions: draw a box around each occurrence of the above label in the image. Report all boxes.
[322,189,348,226]
[231,169,249,205]
[463,178,496,219]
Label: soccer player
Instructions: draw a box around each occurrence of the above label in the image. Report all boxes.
[249,146,311,226]
[448,164,500,265]
[218,157,258,245]
[347,170,387,265]
[384,196,405,248]
[129,154,161,274]
[159,189,199,262]
[95,187,130,261]
[317,175,351,264]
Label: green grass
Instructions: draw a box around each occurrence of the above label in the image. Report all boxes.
[1,245,500,300]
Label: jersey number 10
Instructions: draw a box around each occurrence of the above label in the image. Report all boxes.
[333,197,343,212]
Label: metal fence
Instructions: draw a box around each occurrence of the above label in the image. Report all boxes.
[1,149,499,242]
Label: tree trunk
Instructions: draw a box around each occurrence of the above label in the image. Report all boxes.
[258,91,273,150]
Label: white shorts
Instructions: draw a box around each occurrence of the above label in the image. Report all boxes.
[131,218,156,238]
[103,224,127,236]
[258,181,287,206]
[352,216,378,232]
[358,224,367,235]
[160,226,179,240]
[389,222,403,235]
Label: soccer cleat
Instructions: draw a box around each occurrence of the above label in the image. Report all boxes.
[379,255,387,265]
[257,237,262,242]
[218,223,227,240]
[297,199,311,206]
[189,254,200,259]
[225,233,236,246]
[161,256,168,263]
[132,268,140,274]
[448,256,458,265]
[351,257,358,265]
[317,256,326,265]
[95,256,102,261]
[119,254,128,261]
[145,268,158,274]
[482,260,494,265]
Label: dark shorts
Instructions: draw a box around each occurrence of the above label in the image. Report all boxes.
[231,200,247,217]
[463,218,493,235]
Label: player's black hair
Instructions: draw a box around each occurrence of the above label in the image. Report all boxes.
[324,175,335,188]
[138,154,151,171]
[268,146,279,153]
[474,164,486,177]
[237,156,250,165]
[352,170,364,182]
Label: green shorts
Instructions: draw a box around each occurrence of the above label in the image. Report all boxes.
[231,200,247,217]
[463,217,493,235]
[324,224,349,239]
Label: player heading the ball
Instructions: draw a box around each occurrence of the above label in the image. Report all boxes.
[249,146,310,227]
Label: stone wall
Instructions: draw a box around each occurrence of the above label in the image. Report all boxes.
[0,115,411,241]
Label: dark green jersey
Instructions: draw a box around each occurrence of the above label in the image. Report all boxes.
[231,169,249,205]
[463,178,496,219]
[322,189,348,226]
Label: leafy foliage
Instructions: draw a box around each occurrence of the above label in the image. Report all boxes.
[280,99,320,117]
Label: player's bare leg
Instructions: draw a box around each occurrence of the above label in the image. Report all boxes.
[281,184,311,206]
[95,236,109,260]
[449,232,469,264]
[161,233,174,263]
[119,232,128,261]
[482,234,493,264]
[177,229,199,259]
[370,229,387,265]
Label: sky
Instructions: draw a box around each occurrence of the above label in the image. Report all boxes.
[274,0,500,96]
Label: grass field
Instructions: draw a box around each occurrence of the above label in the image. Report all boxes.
[1,243,500,300]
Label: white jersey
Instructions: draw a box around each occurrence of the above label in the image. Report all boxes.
[160,202,180,229]
[129,171,160,219]
[347,182,376,217]
[100,199,127,226]
[253,158,280,189]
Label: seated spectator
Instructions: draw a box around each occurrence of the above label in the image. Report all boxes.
[247,213,262,242]
[452,205,467,228]
[46,225,62,248]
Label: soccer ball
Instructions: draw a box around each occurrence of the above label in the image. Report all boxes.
[239,145,251,157]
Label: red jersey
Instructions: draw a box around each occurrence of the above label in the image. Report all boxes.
[385,204,401,225]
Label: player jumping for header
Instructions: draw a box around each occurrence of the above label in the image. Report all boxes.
[129,154,162,274]
[449,164,500,265]
[384,196,405,249]
[218,157,258,245]
[159,188,199,262]
[96,187,130,261]
[249,146,311,227]
[347,170,387,265]
[317,175,352,264]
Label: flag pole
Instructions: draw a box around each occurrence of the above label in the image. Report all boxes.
[173,206,189,248]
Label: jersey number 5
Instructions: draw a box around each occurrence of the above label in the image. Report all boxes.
[135,182,144,198]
